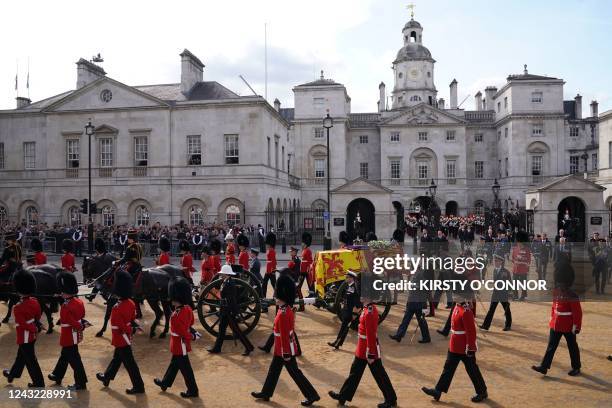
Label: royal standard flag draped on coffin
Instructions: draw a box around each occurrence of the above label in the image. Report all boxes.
[314,249,369,297]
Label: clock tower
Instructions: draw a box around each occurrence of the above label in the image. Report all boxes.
[391,16,437,109]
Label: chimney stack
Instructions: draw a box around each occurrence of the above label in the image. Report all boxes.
[475,91,483,111]
[274,98,281,112]
[438,98,445,109]
[378,82,386,112]
[16,96,31,109]
[76,58,106,89]
[574,94,582,119]
[180,49,204,95]
[485,86,497,110]
[449,79,458,109]
[590,100,598,118]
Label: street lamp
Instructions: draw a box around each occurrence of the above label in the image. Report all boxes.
[322,113,333,250]
[427,179,439,228]
[428,178,437,201]
[84,119,95,254]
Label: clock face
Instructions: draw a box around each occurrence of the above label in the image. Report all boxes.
[409,69,420,80]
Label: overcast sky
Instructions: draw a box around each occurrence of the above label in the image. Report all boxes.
[2,0,611,114]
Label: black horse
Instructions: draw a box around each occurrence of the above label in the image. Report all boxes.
[91,263,186,339]
[0,264,62,334]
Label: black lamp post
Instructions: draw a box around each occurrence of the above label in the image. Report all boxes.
[491,178,501,228]
[322,113,333,250]
[427,178,439,228]
[84,119,95,254]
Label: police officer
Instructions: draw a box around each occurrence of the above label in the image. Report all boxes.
[328,270,362,349]
[251,274,320,406]
[389,267,430,344]
[480,251,512,331]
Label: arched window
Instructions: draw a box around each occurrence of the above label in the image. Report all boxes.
[226,205,241,227]
[0,206,7,226]
[474,201,485,216]
[189,205,204,226]
[68,206,81,227]
[25,206,38,225]
[312,200,326,231]
[102,206,115,227]
[410,95,422,102]
[135,205,150,226]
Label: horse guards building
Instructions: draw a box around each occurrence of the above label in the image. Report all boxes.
[2,16,612,244]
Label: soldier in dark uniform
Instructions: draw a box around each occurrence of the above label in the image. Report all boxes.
[85,238,116,302]
[480,251,512,331]
[389,267,431,343]
[207,265,254,355]
[328,270,362,349]
[117,230,143,278]
[1,231,23,279]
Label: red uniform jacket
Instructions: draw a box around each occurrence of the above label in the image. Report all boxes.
[266,248,277,275]
[61,252,76,272]
[356,304,380,360]
[211,255,222,274]
[226,243,236,265]
[511,245,531,275]
[14,296,41,344]
[181,253,195,279]
[111,299,136,348]
[59,297,85,347]
[238,250,249,271]
[200,257,215,285]
[449,303,478,355]
[273,305,299,357]
[157,252,170,266]
[300,247,312,275]
[549,289,582,333]
[34,251,47,265]
[170,305,194,355]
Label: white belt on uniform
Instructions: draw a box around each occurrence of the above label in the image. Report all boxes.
[556,311,572,316]
[60,324,71,328]
[170,332,180,337]
[111,325,119,330]
[358,334,367,339]
[451,330,465,334]
[273,332,281,337]
[15,318,35,328]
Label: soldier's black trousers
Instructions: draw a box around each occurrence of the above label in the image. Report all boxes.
[540,329,581,370]
[260,356,318,399]
[160,355,198,393]
[481,301,512,329]
[8,342,45,387]
[51,345,87,387]
[261,274,276,298]
[537,259,549,280]
[212,314,253,352]
[338,357,397,403]
[333,313,360,347]
[103,346,145,390]
[262,331,301,355]
[435,351,487,394]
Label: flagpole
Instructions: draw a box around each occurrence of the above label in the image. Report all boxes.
[15,59,19,98]
[27,57,30,99]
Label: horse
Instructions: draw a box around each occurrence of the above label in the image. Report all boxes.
[91,263,186,339]
[0,264,62,334]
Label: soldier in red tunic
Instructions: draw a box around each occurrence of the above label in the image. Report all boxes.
[262,232,277,298]
[225,232,236,265]
[511,231,532,300]
[96,270,145,394]
[199,246,215,286]
[252,274,320,406]
[237,234,250,271]
[2,269,45,387]
[209,239,222,276]
[532,260,582,376]
[61,239,76,273]
[299,232,314,302]
[30,238,47,265]
[48,272,88,390]
[179,240,195,283]
[422,290,488,403]
[156,236,171,266]
[154,277,200,398]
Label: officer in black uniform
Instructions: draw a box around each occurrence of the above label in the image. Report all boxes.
[328,270,362,349]
[1,231,23,279]
[85,238,116,302]
[389,267,431,343]
[480,251,512,331]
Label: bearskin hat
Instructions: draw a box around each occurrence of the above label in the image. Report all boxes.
[169,277,194,308]
[124,244,140,261]
[392,229,404,243]
[236,234,250,248]
[209,239,221,254]
[365,232,378,242]
[339,230,350,245]
[30,238,43,252]
[94,237,107,253]
[301,232,312,247]
[159,236,171,252]
[14,269,36,295]
[265,232,277,247]
[4,230,18,242]
[113,270,133,299]
[178,239,190,252]
[127,228,138,241]
[62,238,74,252]
[275,274,296,306]
[57,271,78,295]
[515,230,529,243]
[554,258,575,288]
[201,245,211,256]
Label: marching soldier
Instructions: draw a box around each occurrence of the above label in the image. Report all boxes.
[192,232,203,261]
[297,232,313,308]
[511,231,531,300]
[288,246,301,282]
[249,248,262,292]
[262,232,277,298]
[179,240,195,283]
[339,230,351,249]
[154,277,200,398]
[329,296,397,408]
[200,246,215,286]
[156,236,171,266]
[225,232,236,265]
[389,267,430,344]
[422,289,488,403]
[96,270,145,394]
[1,231,23,278]
[209,239,222,276]
[532,259,582,376]
[3,269,45,387]
[236,234,250,271]
[480,251,512,331]
[72,227,83,257]
[251,274,320,406]
[329,270,363,349]
[207,265,254,355]
[48,272,88,390]
[29,238,47,265]
[61,239,76,273]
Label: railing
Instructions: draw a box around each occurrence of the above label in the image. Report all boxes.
[464,110,495,122]
[133,167,147,177]
[99,168,113,178]
[288,174,300,189]
[65,168,79,178]
[349,113,381,128]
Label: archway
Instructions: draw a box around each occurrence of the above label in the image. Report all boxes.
[347,198,375,241]
[445,201,458,216]
[558,197,586,242]
[392,201,405,230]
[411,196,432,213]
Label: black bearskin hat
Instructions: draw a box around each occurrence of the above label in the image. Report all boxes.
[127,229,138,241]
[515,230,529,243]
[301,232,312,247]
[265,232,277,247]
[236,234,249,248]
[392,229,404,243]
[95,237,107,253]
[365,232,378,242]
[62,238,74,252]
[169,277,194,308]
[275,274,296,306]
[14,269,36,295]
[178,239,190,252]
[159,236,171,252]
[339,230,350,245]
[30,238,43,252]
[210,239,221,254]
[113,270,133,299]
[201,245,211,255]
[554,258,575,288]
[57,271,78,295]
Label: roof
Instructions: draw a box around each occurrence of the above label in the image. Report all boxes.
[527,174,605,193]
[506,73,559,81]
[15,90,74,111]
[279,108,294,121]
[135,81,239,101]
[295,78,343,87]
[403,18,422,30]
[394,43,433,62]
[349,113,380,128]
[179,49,205,68]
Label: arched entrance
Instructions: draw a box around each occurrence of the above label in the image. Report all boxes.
[445,201,458,216]
[558,197,586,242]
[347,198,375,241]
[392,201,404,230]
[411,196,432,213]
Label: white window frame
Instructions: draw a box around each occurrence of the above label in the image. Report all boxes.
[359,162,369,179]
[359,135,368,144]
[474,161,484,179]
[314,158,326,179]
[592,153,598,171]
[225,204,241,226]
[531,92,543,103]
[446,160,456,180]
[135,205,150,226]
[24,142,36,169]
[418,131,428,142]
[187,135,202,166]
[417,162,428,180]
[390,131,400,143]
[66,139,80,168]
[570,127,579,137]
[99,138,114,168]
[25,206,38,225]
[532,123,543,137]
[390,159,401,184]
[68,206,81,227]
[134,136,148,167]
[189,205,204,226]
[224,134,239,164]
[474,133,483,143]
[531,155,543,177]
[102,206,115,227]
[569,155,580,174]
[446,130,456,142]
[314,128,324,139]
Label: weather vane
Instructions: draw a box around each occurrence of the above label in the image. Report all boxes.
[407,3,416,19]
